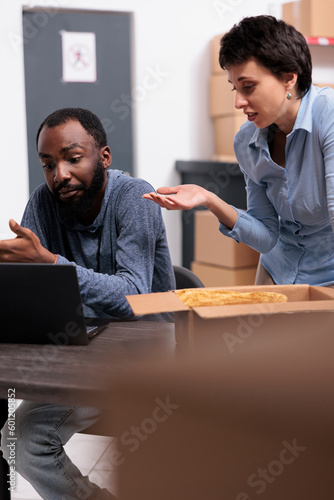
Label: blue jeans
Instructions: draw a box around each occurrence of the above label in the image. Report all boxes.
[0,401,115,500]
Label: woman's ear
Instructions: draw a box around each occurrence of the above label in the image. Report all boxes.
[284,72,298,92]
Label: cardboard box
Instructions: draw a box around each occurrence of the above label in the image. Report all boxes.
[210,153,238,163]
[314,82,334,89]
[191,261,257,287]
[211,33,224,74]
[194,210,259,268]
[126,284,334,353]
[283,0,334,38]
[111,327,334,499]
[214,114,247,155]
[210,73,236,116]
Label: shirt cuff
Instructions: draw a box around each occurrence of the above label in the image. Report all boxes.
[219,207,252,243]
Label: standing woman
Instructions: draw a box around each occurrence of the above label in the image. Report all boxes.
[144,15,334,287]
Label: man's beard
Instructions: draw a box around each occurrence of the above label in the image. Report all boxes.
[55,158,106,224]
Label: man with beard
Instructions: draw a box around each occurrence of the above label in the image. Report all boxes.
[0,108,175,499]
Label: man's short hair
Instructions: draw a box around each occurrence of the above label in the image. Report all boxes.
[36,108,107,148]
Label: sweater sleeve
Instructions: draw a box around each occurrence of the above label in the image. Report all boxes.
[21,179,174,319]
[58,179,172,319]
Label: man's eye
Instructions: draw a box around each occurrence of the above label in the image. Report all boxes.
[69,157,81,164]
[42,164,55,170]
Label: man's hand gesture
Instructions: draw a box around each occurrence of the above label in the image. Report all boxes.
[0,220,56,263]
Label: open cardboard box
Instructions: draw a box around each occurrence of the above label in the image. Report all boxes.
[127,285,334,353]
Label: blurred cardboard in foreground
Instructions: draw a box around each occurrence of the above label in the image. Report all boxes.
[111,323,334,499]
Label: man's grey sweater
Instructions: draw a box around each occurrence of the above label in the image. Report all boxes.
[21,169,175,319]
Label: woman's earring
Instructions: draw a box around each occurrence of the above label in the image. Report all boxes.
[287,92,292,100]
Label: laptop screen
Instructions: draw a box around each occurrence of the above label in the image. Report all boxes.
[0,263,104,345]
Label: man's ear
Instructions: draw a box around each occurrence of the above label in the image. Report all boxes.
[100,146,112,168]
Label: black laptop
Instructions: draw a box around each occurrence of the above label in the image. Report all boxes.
[0,263,109,345]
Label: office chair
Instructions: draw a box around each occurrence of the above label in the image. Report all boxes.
[173,265,204,289]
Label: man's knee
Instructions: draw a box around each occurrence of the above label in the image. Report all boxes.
[0,425,8,461]
[1,403,51,468]
[0,422,22,465]
[1,419,27,468]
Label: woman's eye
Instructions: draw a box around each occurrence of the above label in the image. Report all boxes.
[43,164,55,171]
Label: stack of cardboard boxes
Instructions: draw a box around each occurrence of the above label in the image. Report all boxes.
[283,0,334,89]
[210,33,247,162]
[283,0,333,38]
[211,0,334,159]
[201,36,255,286]
[190,210,259,287]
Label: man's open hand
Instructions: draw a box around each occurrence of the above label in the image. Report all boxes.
[0,220,56,263]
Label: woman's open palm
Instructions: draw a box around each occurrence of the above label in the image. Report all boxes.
[143,184,209,210]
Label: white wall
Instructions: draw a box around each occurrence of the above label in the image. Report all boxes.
[0,0,285,262]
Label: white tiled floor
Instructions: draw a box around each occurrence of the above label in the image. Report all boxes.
[11,433,116,500]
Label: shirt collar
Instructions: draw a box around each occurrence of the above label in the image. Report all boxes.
[249,85,317,148]
[291,84,317,134]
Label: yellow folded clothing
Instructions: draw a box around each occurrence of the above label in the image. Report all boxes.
[175,289,288,307]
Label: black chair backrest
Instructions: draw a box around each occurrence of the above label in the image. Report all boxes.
[173,265,204,289]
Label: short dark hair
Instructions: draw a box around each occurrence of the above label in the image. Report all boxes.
[36,108,107,148]
[219,15,312,98]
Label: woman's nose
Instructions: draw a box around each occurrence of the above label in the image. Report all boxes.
[234,92,248,110]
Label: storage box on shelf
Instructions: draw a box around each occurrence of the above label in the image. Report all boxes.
[191,261,257,287]
[211,33,223,74]
[210,153,239,162]
[283,0,334,38]
[210,35,246,157]
[314,82,334,89]
[213,114,247,156]
[191,210,258,286]
[175,161,246,270]
[210,73,236,116]
[194,210,259,269]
